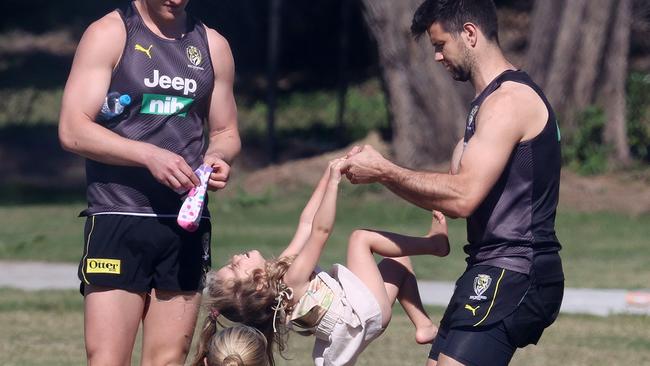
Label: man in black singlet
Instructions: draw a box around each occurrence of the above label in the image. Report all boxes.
[340,1,564,365]
[59,0,240,364]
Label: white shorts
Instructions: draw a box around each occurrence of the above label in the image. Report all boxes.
[312,264,384,366]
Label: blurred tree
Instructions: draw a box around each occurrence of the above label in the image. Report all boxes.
[267,0,283,163]
[526,0,633,166]
[359,0,468,169]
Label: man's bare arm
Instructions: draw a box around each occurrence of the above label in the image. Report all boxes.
[344,86,544,217]
[203,28,241,190]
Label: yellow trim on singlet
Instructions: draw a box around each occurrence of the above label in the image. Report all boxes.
[473,268,506,327]
[81,216,96,285]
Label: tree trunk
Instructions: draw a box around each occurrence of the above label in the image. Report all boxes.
[359,0,468,169]
[568,0,615,122]
[543,0,587,130]
[526,0,633,166]
[600,0,632,165]
[525,0,565,85]
[266,0,283,163]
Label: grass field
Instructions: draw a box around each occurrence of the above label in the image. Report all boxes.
[1,179,649,365]
[1,184,649,289]
[0,289,648,366]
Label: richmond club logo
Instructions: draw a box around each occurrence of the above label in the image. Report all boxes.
[469,274,492,300]
[186,46,202,66]
[466,105,479,135]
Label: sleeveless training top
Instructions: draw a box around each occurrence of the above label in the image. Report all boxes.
[462,70,562,274]
[83,2,214,216]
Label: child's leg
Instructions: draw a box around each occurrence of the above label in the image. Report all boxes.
[345,214,448,341]
[378,256,437,344]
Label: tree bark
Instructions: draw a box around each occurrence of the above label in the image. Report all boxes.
[543,0,587,130]
[266,0,283,163]
[600,0,632,165]
[526,0,633,166]
[525,0,565,85]
[359,0,468,168]
[569,0,615,121]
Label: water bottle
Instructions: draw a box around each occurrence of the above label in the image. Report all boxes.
[98,92,131,121]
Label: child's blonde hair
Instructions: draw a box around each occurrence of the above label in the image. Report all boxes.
[191,324,269,366]
[202,256,296,366]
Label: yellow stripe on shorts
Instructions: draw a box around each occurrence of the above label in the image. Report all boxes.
[81,216,96,285]
[473,268,506,327]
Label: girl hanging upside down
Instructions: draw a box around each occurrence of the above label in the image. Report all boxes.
[196,157,450,366]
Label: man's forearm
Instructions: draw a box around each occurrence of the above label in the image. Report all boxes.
[205,128,241,164]
[59,114,154,167]
[381,164,468,218]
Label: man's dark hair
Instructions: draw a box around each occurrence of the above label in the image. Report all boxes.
[411,0,499,43]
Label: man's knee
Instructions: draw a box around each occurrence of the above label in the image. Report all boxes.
[141,349,190,366]
[86,347,131,366]
[436,353,466,366]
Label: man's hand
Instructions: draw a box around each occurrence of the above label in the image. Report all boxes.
[340,144,390,184]
[144,146,200,192]
[204,153,231,191]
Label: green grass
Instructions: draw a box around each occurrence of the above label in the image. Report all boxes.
[0,289,648,366]
[1,184,649,289]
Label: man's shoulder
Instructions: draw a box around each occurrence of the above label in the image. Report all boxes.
[481,82,546,119]
[86,11,125,38]
[72,11,125,67]
[487,81,542,107]
[203,26,230,51]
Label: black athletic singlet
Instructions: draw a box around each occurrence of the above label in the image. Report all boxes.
[83,2,214,216]
[462,70,562,274]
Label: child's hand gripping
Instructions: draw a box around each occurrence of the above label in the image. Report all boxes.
[328,157,346,184]
[177,164,213,232]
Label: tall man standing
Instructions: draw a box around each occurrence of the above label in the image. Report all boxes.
[341,1,564,365]
[58,0,240,364]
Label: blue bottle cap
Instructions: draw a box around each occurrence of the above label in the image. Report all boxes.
[119,94,132,106]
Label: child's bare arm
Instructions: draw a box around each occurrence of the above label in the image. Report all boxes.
[283,159,344,293]
[280,164,332,258]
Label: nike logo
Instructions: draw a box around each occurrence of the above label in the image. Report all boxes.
[135,44,153,59]
[464,304,480,316]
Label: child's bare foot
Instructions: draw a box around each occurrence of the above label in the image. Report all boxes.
[426,211,450,256]
[426,210,448,237]
[415,323,438,344]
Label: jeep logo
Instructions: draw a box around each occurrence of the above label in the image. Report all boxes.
[144,69,197,96]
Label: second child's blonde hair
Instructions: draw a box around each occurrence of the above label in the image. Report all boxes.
[205,326,269,366]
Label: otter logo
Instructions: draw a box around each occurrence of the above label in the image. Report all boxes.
[86,258,121,274]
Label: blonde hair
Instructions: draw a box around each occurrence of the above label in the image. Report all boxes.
[201,256,295,366]
[190,322,269,366]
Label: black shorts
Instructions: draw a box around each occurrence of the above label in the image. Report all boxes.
[429,253,564,365]
[77,214,212,295]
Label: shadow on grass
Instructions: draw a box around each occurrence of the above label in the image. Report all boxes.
[0,124,86,205]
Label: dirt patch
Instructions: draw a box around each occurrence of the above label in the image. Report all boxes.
[559,170,650,216]
[241,132,392,193]
[242,132,650,216]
